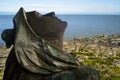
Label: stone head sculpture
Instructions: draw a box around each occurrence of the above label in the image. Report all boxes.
[1,8,100,80]
[2,7,67,49]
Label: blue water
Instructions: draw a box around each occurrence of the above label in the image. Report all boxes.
[0,14,120,43]
[0,15,14,44]
[57,15,120,40]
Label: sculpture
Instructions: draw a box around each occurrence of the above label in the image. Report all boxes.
[1,7,100,80]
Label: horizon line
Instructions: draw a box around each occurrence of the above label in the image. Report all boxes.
[0,11,120,15]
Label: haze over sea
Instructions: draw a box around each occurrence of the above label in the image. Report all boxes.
[0,14,120,44]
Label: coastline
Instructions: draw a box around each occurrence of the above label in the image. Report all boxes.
[63,34,120,52]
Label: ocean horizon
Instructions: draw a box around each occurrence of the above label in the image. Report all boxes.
[0,14,120,44]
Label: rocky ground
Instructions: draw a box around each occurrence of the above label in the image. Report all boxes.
[0,34,120,80]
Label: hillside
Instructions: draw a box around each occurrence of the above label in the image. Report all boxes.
[63,34,120,80]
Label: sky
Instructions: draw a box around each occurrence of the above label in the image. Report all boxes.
[0,0,120,14]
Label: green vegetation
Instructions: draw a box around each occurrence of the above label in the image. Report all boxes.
[74,50,120,80]
[64,34,120,80]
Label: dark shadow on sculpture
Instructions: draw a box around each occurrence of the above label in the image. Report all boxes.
[1,7,100,80]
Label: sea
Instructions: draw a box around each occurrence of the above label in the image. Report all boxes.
[0,14,120,44]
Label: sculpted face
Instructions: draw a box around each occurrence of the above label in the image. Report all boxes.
[26,11,67,48]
